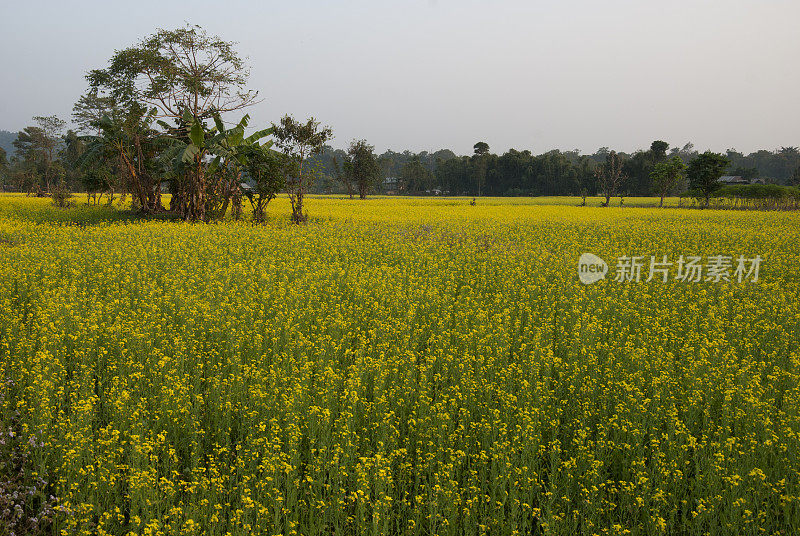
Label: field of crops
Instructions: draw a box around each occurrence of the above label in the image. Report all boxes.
[1,193,799,535]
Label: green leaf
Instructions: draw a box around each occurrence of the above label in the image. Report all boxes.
[189,120,204,148]
[98,114,114,130]
[182,144,200,164]
[212,111,225,134]
[245,127,273,144]
[209,156,221,175]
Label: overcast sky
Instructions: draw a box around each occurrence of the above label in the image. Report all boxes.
[1,0,798,155]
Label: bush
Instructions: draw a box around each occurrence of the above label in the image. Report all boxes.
[50,181,72,208]
[680,184,800,210]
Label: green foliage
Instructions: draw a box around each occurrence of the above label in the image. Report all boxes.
[400,157,434,193]
[471,142,491,196]
[714,183,793,199]
[340,139,381,199]
[87,24,258,121]
[244,148,290,222]
[680,183,800,210]
[272,115,333,223]
[473,141,490,156]
[729,165,760,180]
[426,149,596,197]
[0,131,16,158]
[72,87,118,135]
[650,156,686,206]
[650,140,669,160]
[158,109,276,220]
[11,116,66,194]
[687,151,730,207]
[712,183,800,209]
[206,111,275,220]
[84,104,164,212]
[378,149,455,189]
[725,146,800,184]
[50,179,72,208]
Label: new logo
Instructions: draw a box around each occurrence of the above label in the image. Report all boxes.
[578,253,608,284]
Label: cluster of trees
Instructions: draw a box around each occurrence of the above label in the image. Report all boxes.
[0,116,74,203]
[0,25,369,223]
[1,25,798,216]
[725,147,800,183]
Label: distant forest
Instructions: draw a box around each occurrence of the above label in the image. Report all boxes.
[309,142,800,196]
[2,124,798,198]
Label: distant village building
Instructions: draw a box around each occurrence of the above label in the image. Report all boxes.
[717,176,766,185]
[717,176,750,185]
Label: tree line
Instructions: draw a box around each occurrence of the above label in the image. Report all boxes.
[307,141,800,199]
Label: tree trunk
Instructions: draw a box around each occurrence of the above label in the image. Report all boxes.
[291,190,306,223]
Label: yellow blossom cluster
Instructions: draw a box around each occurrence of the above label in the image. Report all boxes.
[0,193,798,535]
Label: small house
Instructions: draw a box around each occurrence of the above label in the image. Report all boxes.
[717,176,750,185]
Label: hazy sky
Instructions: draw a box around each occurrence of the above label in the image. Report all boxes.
[1,0,798,155]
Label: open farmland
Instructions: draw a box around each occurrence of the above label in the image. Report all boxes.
[1,194,799,535]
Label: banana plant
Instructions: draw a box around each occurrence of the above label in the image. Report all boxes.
[158,109,275,220]
[206,112,275,219]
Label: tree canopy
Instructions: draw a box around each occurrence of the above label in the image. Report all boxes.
[687,151,730,207]
[87,24,259,121]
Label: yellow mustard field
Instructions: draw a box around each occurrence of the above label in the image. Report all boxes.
[0,194,799,536]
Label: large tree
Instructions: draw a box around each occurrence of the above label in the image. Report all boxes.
[341,139,381,199]
[244,148,290,222]
[595,150,626,206]
[80,104,164,212]
[650,155,685,207]
[687,151,730,207]
[272,115,332,223]
[87,24,258,121]
[623,141,670,195]
[473,141,490,196]
[12,116,66,194]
